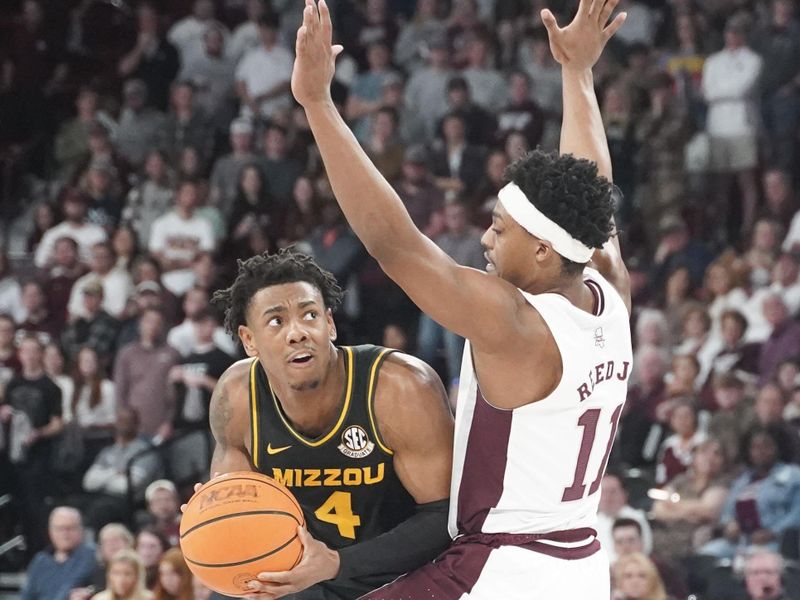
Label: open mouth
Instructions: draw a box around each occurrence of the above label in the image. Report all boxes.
[289,353,313,365]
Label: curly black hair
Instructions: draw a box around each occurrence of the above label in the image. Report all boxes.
[505,149,616,275]
[211,248,344,336]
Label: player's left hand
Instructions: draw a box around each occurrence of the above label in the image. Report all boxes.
[247,527,340,599]
[541,0,627,71]
[291,0,343,107]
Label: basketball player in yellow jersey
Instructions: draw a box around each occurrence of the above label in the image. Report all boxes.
[203,250,454,600]
[293,1,631,598]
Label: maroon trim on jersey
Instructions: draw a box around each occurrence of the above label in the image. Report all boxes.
[584,279,605,316]
[456,388,513,535]
[452,529,601,560]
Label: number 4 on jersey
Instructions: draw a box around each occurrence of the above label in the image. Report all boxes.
[315,491,362,539]
[562,404,623,502]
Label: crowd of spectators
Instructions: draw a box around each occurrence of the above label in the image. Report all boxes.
[0,0,800,598]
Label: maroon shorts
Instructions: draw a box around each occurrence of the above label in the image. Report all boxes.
[357,529,600,600]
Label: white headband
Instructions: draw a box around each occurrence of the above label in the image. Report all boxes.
[498,182,595,264]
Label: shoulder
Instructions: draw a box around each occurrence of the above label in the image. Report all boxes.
[216,359,254,403]
[376,351,444,399]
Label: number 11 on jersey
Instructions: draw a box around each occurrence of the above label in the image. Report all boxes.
[562,404,623,502]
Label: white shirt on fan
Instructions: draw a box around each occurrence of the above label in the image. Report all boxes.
[149,211,216,296]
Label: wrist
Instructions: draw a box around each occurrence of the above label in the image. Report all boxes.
[302,96,336,114]
[325,547,341,580]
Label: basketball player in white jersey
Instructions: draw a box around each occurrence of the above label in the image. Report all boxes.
[289,0,631,597]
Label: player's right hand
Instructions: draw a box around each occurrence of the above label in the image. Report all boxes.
[180,472,221,513]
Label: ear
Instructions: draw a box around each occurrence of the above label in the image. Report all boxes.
[326,308,337,341]
[238,325,258,357]
[534,239,553,263]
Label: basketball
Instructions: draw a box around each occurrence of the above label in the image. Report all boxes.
[179,471,305,596]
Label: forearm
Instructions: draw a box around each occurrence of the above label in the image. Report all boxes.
[304,100,420,262]
[560,68,612,181]
[39,417,63,438]
[336,498,450,581]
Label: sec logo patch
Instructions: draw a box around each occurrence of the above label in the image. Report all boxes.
[338,425,375,459]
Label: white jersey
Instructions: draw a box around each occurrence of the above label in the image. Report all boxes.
[449,268,633,538]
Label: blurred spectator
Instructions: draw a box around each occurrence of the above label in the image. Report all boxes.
[137,480,181,547]
[61,278,121,366]
[634,72,692,242]
[461,33,506,113]
[153,548,192,600]
[27,203,57,255]
[702,13,762,243]
[209,118,258,220]
[707,373,756,463]
[470,149,508,223]
[655,397,706,485]
[167,0,226,65]
[651,215,713,290]
[707,310,761,384]
[78,157,125,233]
[192,579,211,600]
[44,237,86,330]
[228,0,268,63]
[597,472,653,563]
[752,383,800,460]
[742,548,790,600]
[235,13,293,121]
[114,308,180,439]
[43,343,73,418]
[118,2,180,111]
[17,280,61,345]
[519,28,562,122]
[393,0,446,72]
[115,281,168,363]
[136,528,169,590]
[0,314,20,387]
[91,523,135,592]
[743,220,782,290]
[345,40,399,142]
[115,80,168,170]
[306,201,365,287]
[167,288,236,358]
[701,426,800,559]
[761,170,797,228]
[66,347,116,435]
[497,71,544,150]
[365,106,406,181]
[403,34,453,140]
[164,81,215,164]
[224,164,276,257]
[614,0,658,48]
[256,123,304,208]
[178,25,236,130]
[148,181,216,296]
[112,226,141,274]
[651,438,730,563]
[92,548,152,600]
[81,408,159,531]
[53,87,110,183]
[611,519,687,600]
[20,506,96,600]
[611,552,671,600]
[442,76,496,147]
[431,112,486,199]
[417,201,483,385]
[68,242,133,321]
[280,176,322,246]
[35,191,107,270]
[752,0,800,171]
[0,253,24,322]
[124,150,176,249]
[758,293,800,384]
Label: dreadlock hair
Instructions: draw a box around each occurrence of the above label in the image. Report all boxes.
[505,149,616,276]
[211,248,344,337]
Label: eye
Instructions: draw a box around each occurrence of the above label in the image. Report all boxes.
[268,317,282,327]
[492,228,502,235]
[303,311,318,320]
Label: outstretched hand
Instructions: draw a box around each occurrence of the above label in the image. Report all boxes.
[292,0,343,107]
[541,0,627,71]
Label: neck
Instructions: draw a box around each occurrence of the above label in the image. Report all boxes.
[23,367,44,379]
[141,338,157,349]
[269,345,344,437]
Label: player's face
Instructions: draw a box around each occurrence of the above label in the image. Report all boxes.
[240,282,336,392]
[481,202,540,288]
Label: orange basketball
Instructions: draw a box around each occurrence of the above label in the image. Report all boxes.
[179,471,305,596]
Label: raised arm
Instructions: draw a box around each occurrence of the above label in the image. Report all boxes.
[291,0,520,350]
[541,0,631,312]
